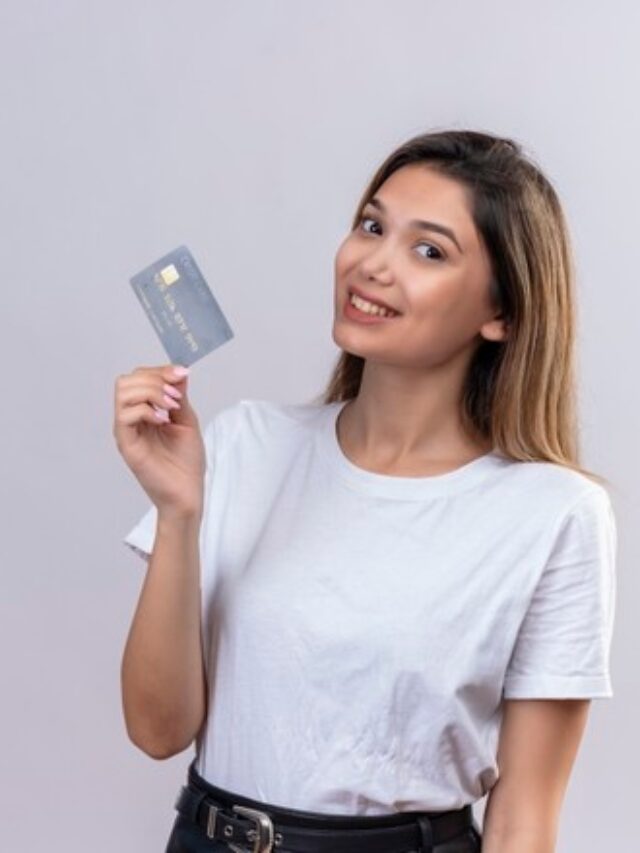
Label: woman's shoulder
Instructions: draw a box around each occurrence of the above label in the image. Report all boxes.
[495,451,614,519]
[204,397,331,453]
[227,397,329,428]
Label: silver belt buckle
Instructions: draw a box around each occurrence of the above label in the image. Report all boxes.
[228,804,275,853]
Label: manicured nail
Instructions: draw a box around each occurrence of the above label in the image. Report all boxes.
[163,394,181,409]
[163,383,183,399]
[173,366,189,378]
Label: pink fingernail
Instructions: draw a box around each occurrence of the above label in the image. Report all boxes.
[163,383,183,399]
[163,394,181,409]
[173,366,190,377]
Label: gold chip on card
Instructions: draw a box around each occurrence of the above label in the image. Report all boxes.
[159,264,180,285]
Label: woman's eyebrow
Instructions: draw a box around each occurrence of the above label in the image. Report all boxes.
[365,196,464,254]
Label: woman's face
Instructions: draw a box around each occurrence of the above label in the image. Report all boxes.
[332,163,506,369]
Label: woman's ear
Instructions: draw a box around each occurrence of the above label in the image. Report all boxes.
[480,314,510,343]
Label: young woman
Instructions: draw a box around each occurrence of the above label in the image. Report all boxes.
[115,129,617,853]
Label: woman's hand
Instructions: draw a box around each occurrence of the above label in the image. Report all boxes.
[113,364,206,518]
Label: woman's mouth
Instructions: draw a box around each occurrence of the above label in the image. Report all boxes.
[344,290,401,324]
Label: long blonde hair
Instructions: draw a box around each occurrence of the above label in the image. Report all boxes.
[314,129,610,488]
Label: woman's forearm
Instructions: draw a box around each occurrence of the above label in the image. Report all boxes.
[120,510,206,758]
[482,783,558,853]
[482,814,557,853]
[481,827,556,853]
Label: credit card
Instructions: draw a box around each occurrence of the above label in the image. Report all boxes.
[129,245,234,367]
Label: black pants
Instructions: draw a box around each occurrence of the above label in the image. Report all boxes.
[165,762,482,852]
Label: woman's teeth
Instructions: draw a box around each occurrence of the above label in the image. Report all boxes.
[349,292,398,318]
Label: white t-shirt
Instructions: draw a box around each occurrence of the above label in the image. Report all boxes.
[123,398,617,814]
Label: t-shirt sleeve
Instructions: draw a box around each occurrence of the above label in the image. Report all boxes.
[502,486,617,700]
[122,502,158,562]
[122,409,226,563]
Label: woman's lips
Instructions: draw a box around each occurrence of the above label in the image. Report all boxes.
[344,291,401,324]
[348,285,400,314]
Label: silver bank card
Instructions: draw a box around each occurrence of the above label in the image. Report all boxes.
[129,245,234,367]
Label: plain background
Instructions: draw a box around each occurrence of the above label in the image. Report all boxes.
[1,1,637,850]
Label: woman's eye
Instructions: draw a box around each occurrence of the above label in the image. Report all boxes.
[360,215,379,233]
[415,243,444,261]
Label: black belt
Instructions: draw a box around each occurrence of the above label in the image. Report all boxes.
[173,758,476,853]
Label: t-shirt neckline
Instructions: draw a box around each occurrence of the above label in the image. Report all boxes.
[317,399,506,499]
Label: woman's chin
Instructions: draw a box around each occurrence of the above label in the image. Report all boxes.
[331,322,375,359]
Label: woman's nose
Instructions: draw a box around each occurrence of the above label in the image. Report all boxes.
[360,247,394,284]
